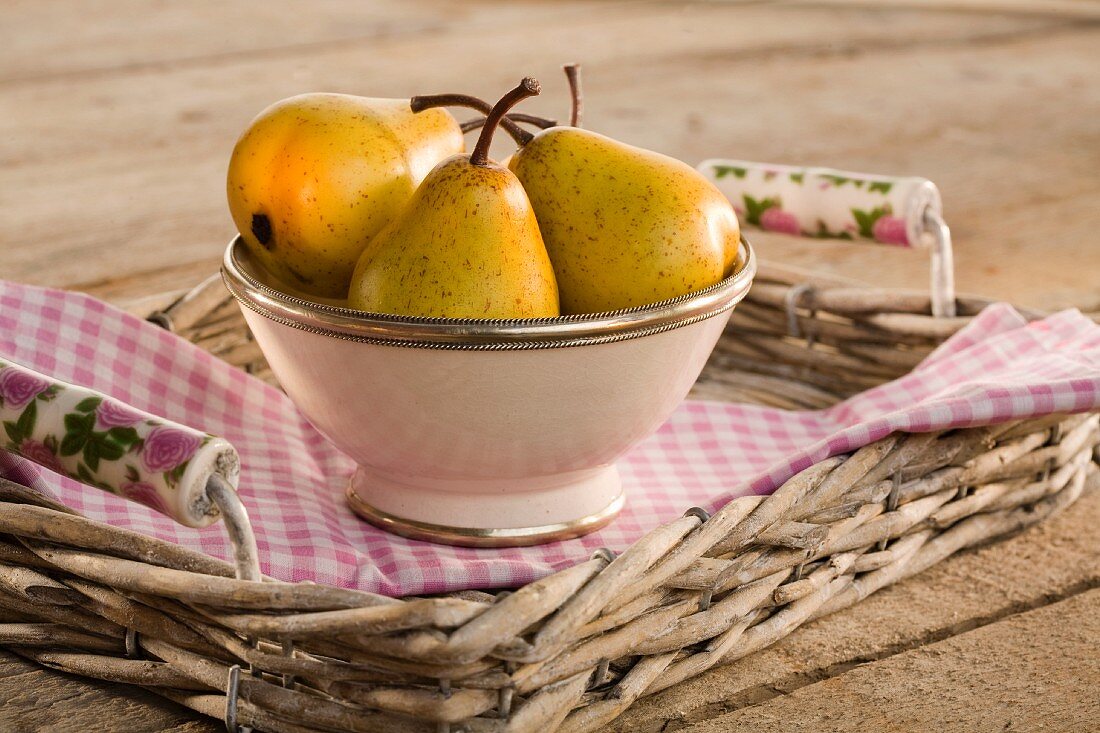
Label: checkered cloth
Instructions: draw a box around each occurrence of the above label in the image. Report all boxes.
[2,280,1099,595]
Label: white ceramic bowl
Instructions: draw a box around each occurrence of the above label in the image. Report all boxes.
[222,237,756,546]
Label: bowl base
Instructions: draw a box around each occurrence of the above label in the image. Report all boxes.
[345,465,624,547]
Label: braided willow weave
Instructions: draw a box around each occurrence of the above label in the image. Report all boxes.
[0,269,1096,733]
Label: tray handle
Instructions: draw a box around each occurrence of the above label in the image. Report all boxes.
[699,159,955,318]
[0,358,259,580]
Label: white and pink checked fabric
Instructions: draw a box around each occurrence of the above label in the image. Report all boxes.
[2,279,1099,596]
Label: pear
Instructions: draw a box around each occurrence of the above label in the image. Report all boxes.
[348,79,560,319]
[508,125,740,314]
[227,94,464,298]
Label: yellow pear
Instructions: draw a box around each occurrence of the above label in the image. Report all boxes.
[227,94,463,298]
[508,124,740,315]
[349,79,559,319]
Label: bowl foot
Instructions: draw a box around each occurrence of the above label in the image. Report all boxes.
[345,465,624,547]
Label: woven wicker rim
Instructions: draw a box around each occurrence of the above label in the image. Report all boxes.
[2,268,1099,733]
[221,236,756,349]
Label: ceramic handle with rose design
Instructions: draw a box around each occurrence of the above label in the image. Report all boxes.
[0,357,241,529]
[698,159,956,318]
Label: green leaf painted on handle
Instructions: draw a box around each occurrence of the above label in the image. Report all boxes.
[868,181,893,194]
[64,412,95,434]
[851,206,887,238]
[76,462,92,483]
[713,165,748,179]
[60,412,95,456]
[83,440,100,472]
[107,426,139,446]
[820,174,850,187]
[96,437,125,463]
[60,431,85,457]
[3,421,21,445]
[789,172,804,184]
[75,396,102,413]
[851,209,873,237]
[164,460,189,491]
[742,194,780,227]
[76,462,99,487]
[811,220,854,240]
[15,401,36,441]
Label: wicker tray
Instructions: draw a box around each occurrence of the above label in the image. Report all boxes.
[2,163,1098,733]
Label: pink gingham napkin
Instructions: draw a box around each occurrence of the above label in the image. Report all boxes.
[2,280,1099,595]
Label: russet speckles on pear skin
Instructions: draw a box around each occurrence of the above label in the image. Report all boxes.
[348,79,560,320]
[227,94,464,299]
[509,126,740,315]
[229,68,740,318]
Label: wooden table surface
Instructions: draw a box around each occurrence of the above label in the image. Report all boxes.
[2,1,1099,731]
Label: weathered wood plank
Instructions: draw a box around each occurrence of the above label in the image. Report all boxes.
[0,648,217,732]
[2,2,1098,730]
[0,0,612,84]
[3,4,1096,309]
[613,485,1100,731]
[803,0,1100,20]
[679,586,1100,732]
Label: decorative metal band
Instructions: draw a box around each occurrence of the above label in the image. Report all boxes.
[346,485,625,547]
[221,236,756,351]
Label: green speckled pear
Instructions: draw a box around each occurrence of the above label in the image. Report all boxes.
[508,123,740,315]
[349,79,559,319]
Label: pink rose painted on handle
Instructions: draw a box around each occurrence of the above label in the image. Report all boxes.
[18,439,62,474]
[96,400,146,429]
[119,480,172,516]
[0,367,49,410]
[872,215,909,246]
[141,425,202,473]
[760,207,802,236]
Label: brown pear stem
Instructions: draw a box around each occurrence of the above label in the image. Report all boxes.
[411,93,549,145]
[511,112,558,128]
[564,63,583,127]
[459,118,484,134]
[471,78,541,167]
[460,112,558,134]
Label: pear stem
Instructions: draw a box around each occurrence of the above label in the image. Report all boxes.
[471,78,541,167]
[411,93,546,145]
[460,113,557,134]
[564,63,583,127]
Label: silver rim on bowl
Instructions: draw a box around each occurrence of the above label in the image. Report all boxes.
[221,235,756,350]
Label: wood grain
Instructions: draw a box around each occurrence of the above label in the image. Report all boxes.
[0,0,606,83]
[679,587,1100,732]
[1,2,1097,309]
[0,648,217,733]
[1,1,1098,730]
[614,484,1100,731]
